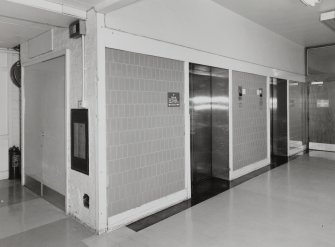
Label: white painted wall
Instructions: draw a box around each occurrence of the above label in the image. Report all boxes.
[0,50,20,180]
[21,10,99,231]
[105,0,305,75]
[24,56,66,195]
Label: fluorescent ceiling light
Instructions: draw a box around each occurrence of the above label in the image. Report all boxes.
[311,81,323,85]
[300,0,321,7]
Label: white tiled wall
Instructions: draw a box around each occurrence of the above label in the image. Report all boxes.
[105,48,185,217]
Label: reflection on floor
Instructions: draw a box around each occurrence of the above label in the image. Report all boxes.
[128,178,231,232]
[1,151,335,246]
[127,153,301,232]
[87,151,335,246]
[0,179,93,247]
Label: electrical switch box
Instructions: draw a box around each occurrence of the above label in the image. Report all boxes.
[69,20,86,39]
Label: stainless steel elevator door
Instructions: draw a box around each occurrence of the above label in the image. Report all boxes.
[190,64,229,184]
[211,68,229,180]
[270,78,288,157]
[190,65,212,183]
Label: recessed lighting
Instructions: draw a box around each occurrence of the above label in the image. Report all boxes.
[311,81,323,85]
[300,0,321,7]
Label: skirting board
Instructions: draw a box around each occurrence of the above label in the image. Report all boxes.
[230,158,269,180]
[0,171,8,180]
[107,189,188,231]
[289,145,306,156]
[310,143,335,152]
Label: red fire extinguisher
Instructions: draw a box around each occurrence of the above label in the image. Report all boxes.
[9,146,21,180]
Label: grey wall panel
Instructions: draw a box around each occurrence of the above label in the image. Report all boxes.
[106,48,185,217]
[309,81,335,144]
[232,71,267,171]
[307,46,335,77]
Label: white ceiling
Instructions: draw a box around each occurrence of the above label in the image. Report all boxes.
[213,0,335,47]
[0,17,51,48]
[1,0,335,49]
[44,0,106,10]
[0,0,141,49]
[0,1,78,49]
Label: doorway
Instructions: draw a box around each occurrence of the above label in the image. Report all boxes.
[270,78,288,165]
[23,55,67,211]
[189,63,229,201]
[309,81,335,151]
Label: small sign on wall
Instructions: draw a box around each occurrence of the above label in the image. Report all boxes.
[168,92,180,107]
[317,99,329,108]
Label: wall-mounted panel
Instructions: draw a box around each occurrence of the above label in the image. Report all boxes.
[106,48,185,217]
[232,71,267,171]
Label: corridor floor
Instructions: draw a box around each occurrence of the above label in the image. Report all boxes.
[1,151,335,246]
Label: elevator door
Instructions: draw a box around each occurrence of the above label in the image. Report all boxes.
[270,78,288,159]
[190,64,229,185]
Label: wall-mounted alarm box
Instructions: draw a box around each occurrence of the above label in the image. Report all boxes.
[69,20,86,39]
[71,109,89,175]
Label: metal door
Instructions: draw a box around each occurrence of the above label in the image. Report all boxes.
[190,64,229,184]
[190,64,212,183]
[270,78,288,157]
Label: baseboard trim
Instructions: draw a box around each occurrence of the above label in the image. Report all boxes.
[289,145,306,156]
[230,158,269,180]
[107,189,188,232]
[43,184,65,211]
[0,171,8,180]
[24,175,65,211]
[25,175,42,196]
[310,143,335,152]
